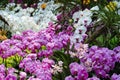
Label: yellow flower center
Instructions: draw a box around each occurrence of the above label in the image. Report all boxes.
[41,3,47,9]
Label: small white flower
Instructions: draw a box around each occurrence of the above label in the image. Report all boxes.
[71,7,93,44]
[72,11,82,21]
[83,9,92,17]
[58,61,63,67]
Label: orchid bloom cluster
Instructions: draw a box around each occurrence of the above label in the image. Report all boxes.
[32,0,60,29]
[0,22,70,59]
[0,56,58,80]
[19,54,54,80]
[67,45,120,80]
[69,43,88,59]
[65,62,88,80]
[65,62,100,80]
[0,64,17,80]
[111,73,120,80]
[0,0,59,35]
[82,46,116,78]
[70,9,93,43]
[81,45,120,80]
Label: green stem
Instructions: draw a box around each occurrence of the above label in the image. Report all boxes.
[3,58,7,67]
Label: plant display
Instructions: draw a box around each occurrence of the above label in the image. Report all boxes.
[0,0,120,80]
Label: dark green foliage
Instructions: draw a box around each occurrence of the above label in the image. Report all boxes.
[85,3,120,49]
